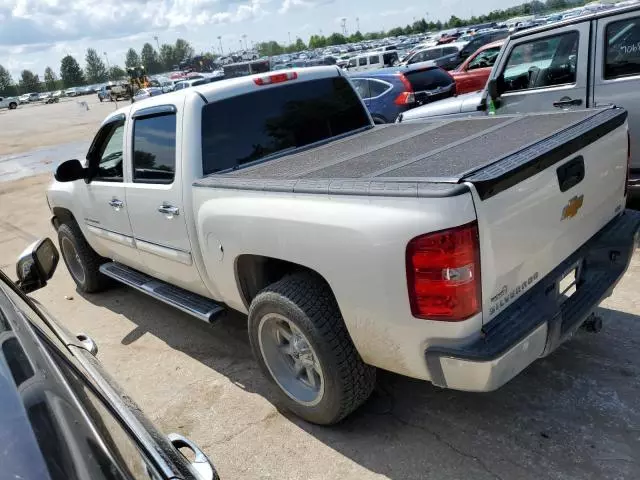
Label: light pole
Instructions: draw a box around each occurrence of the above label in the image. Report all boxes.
[242,34,248,50]
[217,36,223,55]
[288,31,292,45]
[356,17,360,32]
[103,52,111,79]
[238,39,242,51]
[153,35,160,51]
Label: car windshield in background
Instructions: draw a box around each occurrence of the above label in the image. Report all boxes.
[201,76,370,175]
[404,68,452,92]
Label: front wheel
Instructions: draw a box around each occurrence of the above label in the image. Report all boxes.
[58,222,112,293]
[248,273,376,425]
[9,102,17,110]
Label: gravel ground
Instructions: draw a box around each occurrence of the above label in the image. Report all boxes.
[1,173,639,480]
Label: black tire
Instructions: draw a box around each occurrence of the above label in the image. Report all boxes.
[372,116,386,125]
[99,97,103,102]
[248,272,376,424]
[57,222,112,293]
[9,102,17,110]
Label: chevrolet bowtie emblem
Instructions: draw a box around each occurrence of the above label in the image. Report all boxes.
[561,195,584,220]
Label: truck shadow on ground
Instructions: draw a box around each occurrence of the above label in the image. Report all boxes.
[83,286,640,480]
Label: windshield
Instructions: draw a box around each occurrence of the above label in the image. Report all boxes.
[201,76,370,175]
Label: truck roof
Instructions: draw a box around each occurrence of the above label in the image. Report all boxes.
[102,66,343,125]
[511,3,640,39]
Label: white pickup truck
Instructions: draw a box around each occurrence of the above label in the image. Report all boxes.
[48,66,640,425]
[0,95,19,110]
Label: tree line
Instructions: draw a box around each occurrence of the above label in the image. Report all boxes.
[257,0,589,56]
[0,38,195,96]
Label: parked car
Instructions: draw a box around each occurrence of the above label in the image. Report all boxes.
[345,51,399,72]
[51,90,64,98]
[132,86,164,102]
[1,239,217,480]
[456,30,510,64]
[38,92,51,101]
[399,43,466,70]
[18,93,31,103]
[399,4,640,196]
[0,95,18,110]
[350,65,456,123]
[64,88,78,97]
[97,85,112,102]
[48,66,639,426]
[27,92,40,102]
[451,40,505,95]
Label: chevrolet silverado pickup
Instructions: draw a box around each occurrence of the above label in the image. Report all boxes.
[47,66,640,425]
[400,4,640,194]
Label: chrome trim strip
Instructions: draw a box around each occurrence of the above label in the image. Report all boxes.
[86,225,135,247]
[135,239,192,265]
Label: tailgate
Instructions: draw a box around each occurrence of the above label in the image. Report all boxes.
[462,108,629,324]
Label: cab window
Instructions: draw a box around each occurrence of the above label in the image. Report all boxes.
[605,16,640,79]
[501,32,579,92]
[467,47,501,70]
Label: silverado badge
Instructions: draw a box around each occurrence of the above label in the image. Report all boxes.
[561,195,584,221]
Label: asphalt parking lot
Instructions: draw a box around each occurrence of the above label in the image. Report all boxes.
[1,99,640,479]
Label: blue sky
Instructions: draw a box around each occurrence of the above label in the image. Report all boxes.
[0,0,525,79]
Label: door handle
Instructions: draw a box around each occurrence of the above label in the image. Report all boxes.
[108,199,124,210]
[158,204,180,216]
[553,98,582,108]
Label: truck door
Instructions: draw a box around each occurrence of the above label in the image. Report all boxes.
[124,105,208,296]
[494,22,590,114]
[594,11,640,175]
[81,117,140,266]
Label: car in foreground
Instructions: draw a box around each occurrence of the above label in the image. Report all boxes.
[0,95,18,110]
[450,40,505,95]
[48,66,639,426]
[2,238,217,480]
[350,64,456,123]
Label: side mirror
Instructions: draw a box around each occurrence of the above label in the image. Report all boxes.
[55,159,87,182]
[487,78,500,101]
[16,238,59,293]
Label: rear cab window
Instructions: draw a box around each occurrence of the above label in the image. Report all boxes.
[201,76,370,175]
[404,68,453,92]
[605,16,640,79]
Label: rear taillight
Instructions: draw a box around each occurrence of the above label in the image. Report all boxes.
[254,71,298,86]
[625,130,631,197]
[406,222,481,321]
[395,74,415,105]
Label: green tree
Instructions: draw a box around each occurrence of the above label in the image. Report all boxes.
[141,43,162,74]
[60,55,85,87]
[20,70,41,92]
[85,48,108,83]
[257,41,284,57]
[108,65,126,80]
[326,33,347,45]
[174,38,194,63]
[0,65,14,94]
[349,31,364,42]
[309,35,327,49]
[387,27,404,37]
[125,48,141,69]
[44,66,57,90]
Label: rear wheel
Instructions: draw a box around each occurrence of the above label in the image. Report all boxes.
[248,272,376,425]
[372,116,386,125]
[8,102,17,110]
[58,222,112,293]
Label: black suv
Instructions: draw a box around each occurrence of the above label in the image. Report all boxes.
[1,238,218,480]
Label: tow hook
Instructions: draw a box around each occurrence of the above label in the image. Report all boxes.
[582,314,603,333]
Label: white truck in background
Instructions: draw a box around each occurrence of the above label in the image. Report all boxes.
[47,66,640,425]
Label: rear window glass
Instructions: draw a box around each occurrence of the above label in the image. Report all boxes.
[605,17,640,79]
[133,114,176,184]
[201,77,370,175]
[404,68,453,91]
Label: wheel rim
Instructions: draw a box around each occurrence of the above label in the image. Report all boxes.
[61,237,86,285]
[258,313,325,406]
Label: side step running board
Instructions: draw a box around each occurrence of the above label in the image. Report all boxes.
[99,262,225,323]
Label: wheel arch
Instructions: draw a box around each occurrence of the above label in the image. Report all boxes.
[235,255,334,309]
[51,206,77,230]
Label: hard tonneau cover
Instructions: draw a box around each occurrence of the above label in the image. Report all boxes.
[195,108,626,199]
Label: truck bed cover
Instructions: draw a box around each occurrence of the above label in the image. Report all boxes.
[195,108,626,199]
